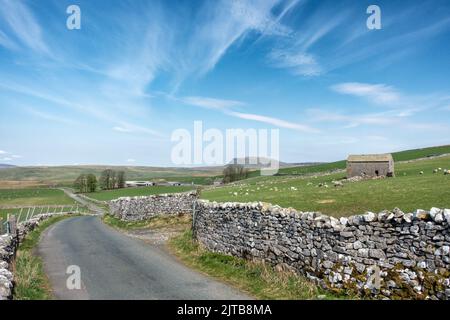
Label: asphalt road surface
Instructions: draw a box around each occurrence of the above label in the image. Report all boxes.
[37,216,251,300]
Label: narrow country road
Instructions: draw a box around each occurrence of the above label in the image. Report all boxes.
[59,188,105,215]
[37,216,251,300]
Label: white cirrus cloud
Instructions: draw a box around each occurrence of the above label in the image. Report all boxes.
[268,50,322,76]
[27,108,78,125]
[227,111,320,133]
[179,94,319,133]
[0,29,18,50]
[181,96,246,110]
[126,159,136,163]
[0,0,49,54]
[307,108,396,128]
[113,123,165,138]
[331,82,401,105]
[113,126,132,133]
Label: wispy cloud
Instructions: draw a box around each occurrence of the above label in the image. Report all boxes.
[0,29,18,50]
[265,3,350,76]
[27,108,78,125]
[113,123,165,138]
[0,0,49,54]
[331,82,450,118]
[1,81,164,138]
[179,94,319,133]
[268,50,321,76]
[104,0,295,93]
[126,159,136,163]
[307,108,396,128]
[113,126,132,133]
[181,96,246,110]
[332,82,401,105]
[227,111,319,133]
[0,150,6,154]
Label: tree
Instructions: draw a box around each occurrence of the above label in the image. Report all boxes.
[99,169,113,190]
[222,164,248,183]
[74,174,88,193]
[86,174,97,193]
[117,171,126,189]
[110,170,117,189]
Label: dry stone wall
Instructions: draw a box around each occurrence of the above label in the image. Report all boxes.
[193,200,450,300]
[109,191,198,221]
[0,212,74,300]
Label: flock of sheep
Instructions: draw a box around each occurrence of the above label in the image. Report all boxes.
[420,168,449,175]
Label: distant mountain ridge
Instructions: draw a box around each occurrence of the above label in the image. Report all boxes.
[0,164,16,169]
[229,157,322,168]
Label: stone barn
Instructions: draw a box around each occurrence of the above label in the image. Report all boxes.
[346,154,394,178]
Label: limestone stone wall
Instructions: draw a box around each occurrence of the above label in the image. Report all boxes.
[0,212,74,300]
[109,191,198,221]
[193,200,450,299]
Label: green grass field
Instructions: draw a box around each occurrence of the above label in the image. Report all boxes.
[201,155,450,217]
[86,185,195,201]
[0,188,75,207]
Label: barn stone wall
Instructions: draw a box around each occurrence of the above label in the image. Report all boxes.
[347,161,393,178]
[109,191,198,221]
[193,200,450,299]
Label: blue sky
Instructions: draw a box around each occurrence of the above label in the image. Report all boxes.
[1,0,449,166]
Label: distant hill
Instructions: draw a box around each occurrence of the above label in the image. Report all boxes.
[0,145,448,185]
[0,164,16,170]
[0,164,223,186]
[229,157,319,169]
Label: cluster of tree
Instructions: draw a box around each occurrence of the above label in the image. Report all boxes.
[99,169,126,190]
[222,164,249,183]
[74,174,97,193]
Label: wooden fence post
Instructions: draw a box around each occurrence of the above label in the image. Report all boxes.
[8,215,17,236]
[192,201,197,239]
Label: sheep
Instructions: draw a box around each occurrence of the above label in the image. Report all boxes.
[332,180,344,187]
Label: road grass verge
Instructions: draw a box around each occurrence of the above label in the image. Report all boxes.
[168,229,347,300]
[13,215,78,300]
[102,213,192,231]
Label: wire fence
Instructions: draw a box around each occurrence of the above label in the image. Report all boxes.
[0,204,90,235]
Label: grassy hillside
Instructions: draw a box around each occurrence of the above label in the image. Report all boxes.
[86,185,195,201]
[275,145,450,176]
[201,155,450,217]
[2,145,447,187]
[0,165,222,187]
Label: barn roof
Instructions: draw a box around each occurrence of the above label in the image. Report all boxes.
[347,154,393,162]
